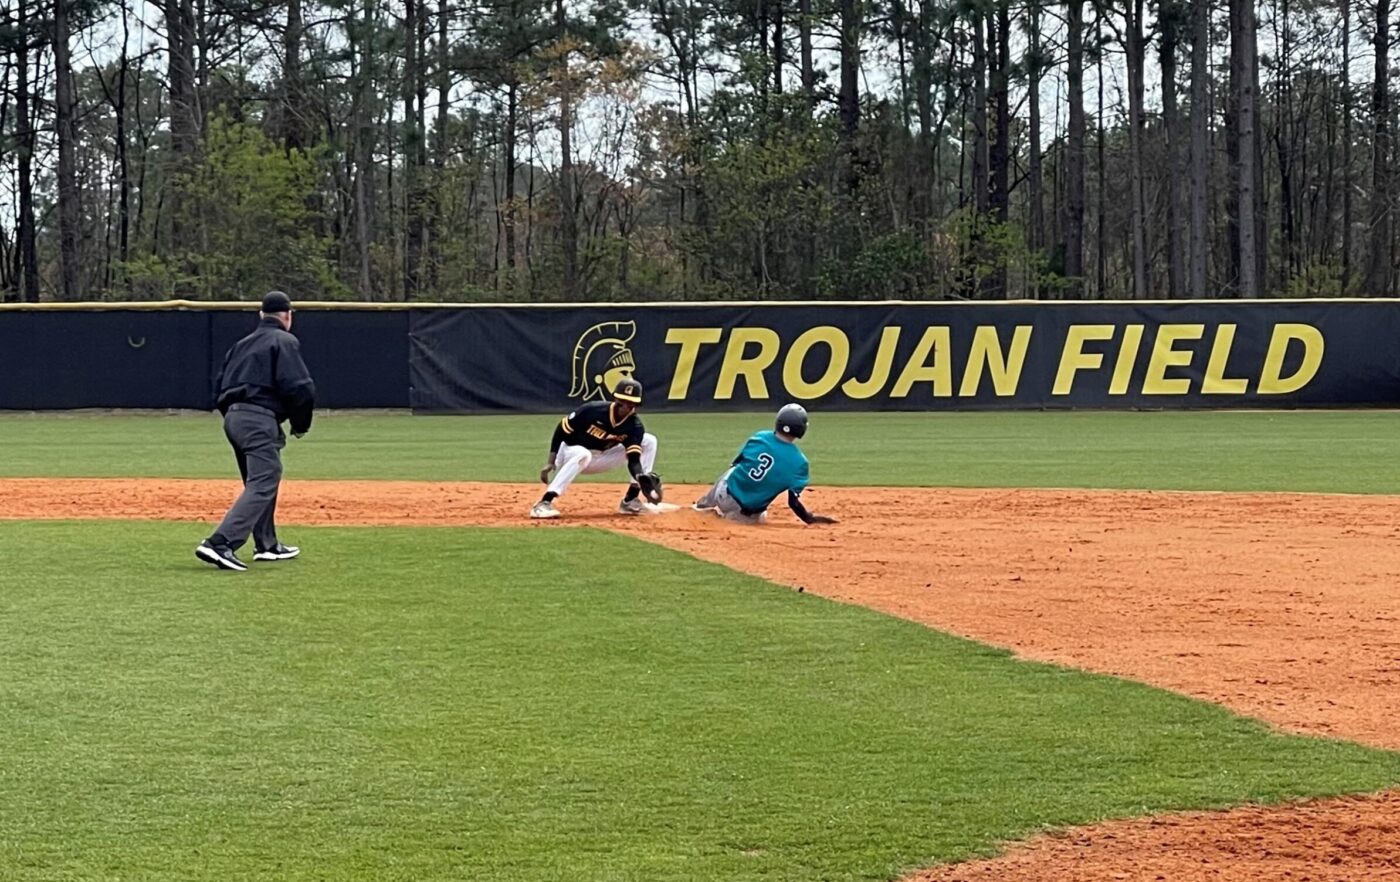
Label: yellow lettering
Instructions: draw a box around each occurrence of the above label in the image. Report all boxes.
[715,328,781,400]
[959,325,1033,396]
[890,327,953,398]
[1053,325,1115,395]
[1108,325,1144,395]
[665,328,724,399]
[1202,324,1249,394]
[783,327,851,400]
[843,327,901,399]
[1143,324,1205,395]
[1258,323,1324,394]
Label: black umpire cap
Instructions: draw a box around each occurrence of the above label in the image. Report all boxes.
[261,291,293,313]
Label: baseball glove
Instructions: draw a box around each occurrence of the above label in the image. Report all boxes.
[637,472,664,504]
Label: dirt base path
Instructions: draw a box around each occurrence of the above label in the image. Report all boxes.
[4,477,1400,880]
[909,790,1400,882]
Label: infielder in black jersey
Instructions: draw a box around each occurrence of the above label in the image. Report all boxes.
[532,378,660,519]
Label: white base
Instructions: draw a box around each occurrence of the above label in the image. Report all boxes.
[625,501,681,515]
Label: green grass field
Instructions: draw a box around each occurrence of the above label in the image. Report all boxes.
[3,411,1399,880]
[1,409,1398,491]
[2,520,1397,882]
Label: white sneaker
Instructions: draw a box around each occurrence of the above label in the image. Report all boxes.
[531,501,560,519]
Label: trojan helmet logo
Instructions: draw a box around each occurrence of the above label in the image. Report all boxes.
[570,320,637,402]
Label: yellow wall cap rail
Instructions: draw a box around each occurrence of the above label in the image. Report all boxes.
[1,297,1399,311]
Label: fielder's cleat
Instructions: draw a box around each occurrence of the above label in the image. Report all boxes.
[618,497,647,516]
[254,544,300,561]
[196,540,248,572]
[530,501,561,519]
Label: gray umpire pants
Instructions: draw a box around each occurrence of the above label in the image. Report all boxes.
[210,404,284,552]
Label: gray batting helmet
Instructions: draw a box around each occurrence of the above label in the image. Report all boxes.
[776,403,808,439]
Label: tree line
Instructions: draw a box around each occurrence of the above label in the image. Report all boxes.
[0,0,1394,302]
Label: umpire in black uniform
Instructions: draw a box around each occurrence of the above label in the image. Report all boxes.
[196,291,316,572]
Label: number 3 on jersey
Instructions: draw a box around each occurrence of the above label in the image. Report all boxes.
[748,452,775,481]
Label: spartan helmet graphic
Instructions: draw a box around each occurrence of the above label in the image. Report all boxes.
[570,320,637,402]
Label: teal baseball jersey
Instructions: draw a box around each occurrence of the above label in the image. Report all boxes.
[725,430,810,513]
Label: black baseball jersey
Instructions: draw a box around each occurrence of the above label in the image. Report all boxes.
[557,402,645,455]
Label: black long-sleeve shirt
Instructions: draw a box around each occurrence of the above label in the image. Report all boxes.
[214,316,316,434]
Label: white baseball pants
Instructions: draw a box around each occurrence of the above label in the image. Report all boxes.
[548,433,657,497]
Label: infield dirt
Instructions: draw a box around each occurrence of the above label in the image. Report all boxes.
[4,477,1399,881]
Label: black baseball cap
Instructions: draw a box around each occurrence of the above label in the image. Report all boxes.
[260,291,293,313]
[612,378,643,404]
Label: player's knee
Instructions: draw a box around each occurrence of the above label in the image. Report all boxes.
[570,449,593,469]
[642,432,657,450]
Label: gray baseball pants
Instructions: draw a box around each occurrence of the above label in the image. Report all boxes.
[695,472,767,524]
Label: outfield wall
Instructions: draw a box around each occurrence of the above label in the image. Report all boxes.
[0,306,408,410]
[2,299,1398,412]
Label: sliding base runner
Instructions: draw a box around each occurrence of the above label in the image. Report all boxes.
[694,403,838,527]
